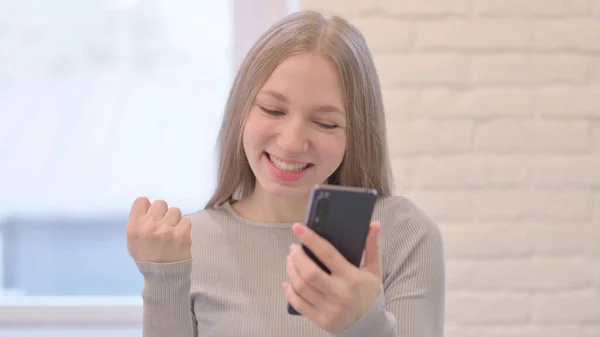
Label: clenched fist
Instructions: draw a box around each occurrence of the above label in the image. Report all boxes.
[126,197,192,263]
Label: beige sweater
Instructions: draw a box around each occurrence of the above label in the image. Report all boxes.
[135,196,445,337]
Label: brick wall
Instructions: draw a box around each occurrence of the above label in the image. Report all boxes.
[301,0,600,336]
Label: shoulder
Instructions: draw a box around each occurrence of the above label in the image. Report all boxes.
[373,195,444,279]
[184,203,235,235]
[185,204,226,224]
[373,195,441,241]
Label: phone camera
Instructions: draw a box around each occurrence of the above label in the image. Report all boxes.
[314,197,329,225]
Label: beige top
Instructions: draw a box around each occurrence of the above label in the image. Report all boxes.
[135,195,445,337]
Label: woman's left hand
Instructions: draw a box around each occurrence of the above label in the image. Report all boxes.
[283,221,383,334]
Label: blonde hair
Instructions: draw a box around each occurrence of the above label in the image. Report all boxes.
[205,10,394,208]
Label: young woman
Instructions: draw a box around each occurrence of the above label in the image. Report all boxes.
[126,10,445,337]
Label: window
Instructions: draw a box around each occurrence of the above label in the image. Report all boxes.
[0,0,295,335]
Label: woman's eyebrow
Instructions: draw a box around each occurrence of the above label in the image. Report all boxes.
[258,89,345,115]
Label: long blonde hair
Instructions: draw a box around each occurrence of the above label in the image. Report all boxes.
[205,10,394,208]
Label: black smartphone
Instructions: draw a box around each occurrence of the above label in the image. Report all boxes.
[287,184,379,315]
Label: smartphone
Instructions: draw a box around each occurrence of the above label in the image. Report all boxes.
[287,184,379,315]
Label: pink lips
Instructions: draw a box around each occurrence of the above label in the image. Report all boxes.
[264,152,312,182]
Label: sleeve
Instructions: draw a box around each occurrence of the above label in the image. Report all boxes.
[382,220,446,337]
[333,201,446,337]
[135,259,198,337]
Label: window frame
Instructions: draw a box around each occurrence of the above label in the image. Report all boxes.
[0,0,296,327]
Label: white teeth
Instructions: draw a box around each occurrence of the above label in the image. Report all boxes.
[269,154,309,172]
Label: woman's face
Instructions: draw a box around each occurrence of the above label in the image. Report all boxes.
[242,52,347,199]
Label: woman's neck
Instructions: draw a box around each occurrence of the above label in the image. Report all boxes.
[232,187,310,224]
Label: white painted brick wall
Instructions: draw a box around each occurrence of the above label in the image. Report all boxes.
[301,0,600,335]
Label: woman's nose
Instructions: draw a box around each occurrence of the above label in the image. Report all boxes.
[277,120,308,153]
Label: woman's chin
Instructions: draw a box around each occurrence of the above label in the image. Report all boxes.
[257,177,313,200]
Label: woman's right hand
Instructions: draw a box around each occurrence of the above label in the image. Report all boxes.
[126,197,192,263]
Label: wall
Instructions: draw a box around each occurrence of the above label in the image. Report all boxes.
[300,0,600,336]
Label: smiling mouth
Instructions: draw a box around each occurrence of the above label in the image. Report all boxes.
[265,152,312,172]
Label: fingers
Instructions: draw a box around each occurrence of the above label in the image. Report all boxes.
[291,223,353,276]
[161,207,182,226]
[287,255,326,306]
[361,221,382,278]
[283,283,317,317]
[127,198,182,233]
[146,199,168,221]
[289,244,335,295]
[175,216,192,240]
[126,197,192,263]
[129,197,150,223]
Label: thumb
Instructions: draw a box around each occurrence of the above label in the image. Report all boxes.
[361,221,382,279]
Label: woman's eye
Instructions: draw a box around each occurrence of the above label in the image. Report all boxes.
[258,106,338,129]
[315,122,338,130]
[259,106,284,116]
